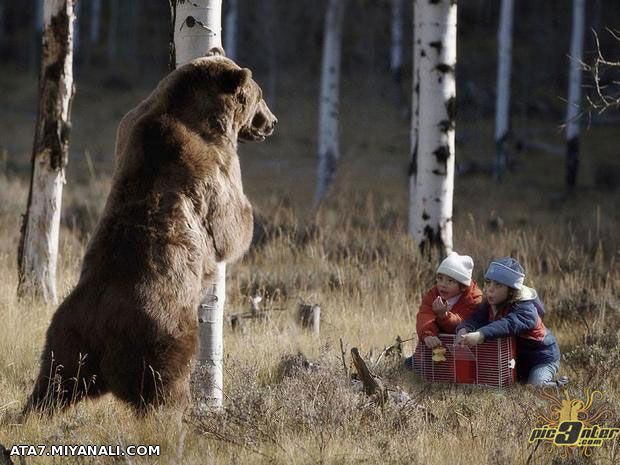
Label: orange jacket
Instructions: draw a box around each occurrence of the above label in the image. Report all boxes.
[416,281,483,339]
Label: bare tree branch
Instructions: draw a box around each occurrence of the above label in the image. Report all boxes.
[586,29,620,113]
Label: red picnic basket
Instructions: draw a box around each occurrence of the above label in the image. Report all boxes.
[412,333,517,388]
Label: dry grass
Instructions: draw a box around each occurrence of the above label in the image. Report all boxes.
[0,68,619,464]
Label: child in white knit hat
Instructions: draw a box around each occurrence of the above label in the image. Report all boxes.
[415,252,482,349]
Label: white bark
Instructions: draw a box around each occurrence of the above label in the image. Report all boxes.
[390,0,403,79]
[224,0,238,60]
[173,0,225,411]
[567,0,585,139]
[174,0,222,68]
[20,165,65,304]
[89,0,101,44]
[197,262,226,409]
[566,0,585,189]
[411,0,456,255]
[493,0,513,180]
[18,0,75,304]
[408,0,421,236]
[315,0,345,205]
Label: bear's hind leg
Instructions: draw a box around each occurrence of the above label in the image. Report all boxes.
[130,373,191,416]
[24,338,107,415]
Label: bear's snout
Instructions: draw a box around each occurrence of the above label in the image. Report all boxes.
[251,112,267,130]
[257,114,277,137]
[239,99,277,142]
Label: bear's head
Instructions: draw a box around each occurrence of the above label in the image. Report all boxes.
[165,49,277,144]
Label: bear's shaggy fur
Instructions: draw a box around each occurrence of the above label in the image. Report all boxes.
[25,52,276,413]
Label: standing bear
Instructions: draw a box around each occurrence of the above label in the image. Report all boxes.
[25,51,277,414]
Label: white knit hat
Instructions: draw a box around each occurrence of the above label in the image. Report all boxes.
[436,252,474,286]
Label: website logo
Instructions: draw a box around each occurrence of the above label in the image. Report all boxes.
[529,388,619,456]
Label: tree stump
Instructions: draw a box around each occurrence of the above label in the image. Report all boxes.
[230,314,244,333]
[298,303,320,336]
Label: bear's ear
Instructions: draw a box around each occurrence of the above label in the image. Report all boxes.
[220,68,252,94]
[207,47,226,57]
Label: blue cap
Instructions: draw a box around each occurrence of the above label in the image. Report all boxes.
[484,257,525,289]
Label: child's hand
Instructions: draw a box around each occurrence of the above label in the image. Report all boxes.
[461,331,484,347]
[454,328,468,346]
[424,336,442,348]
[432,296,449,316]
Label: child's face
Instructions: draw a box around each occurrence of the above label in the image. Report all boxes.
[436,273,462,299]
[484,280,510,305]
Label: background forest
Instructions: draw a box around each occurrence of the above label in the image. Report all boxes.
[1,1,619,464]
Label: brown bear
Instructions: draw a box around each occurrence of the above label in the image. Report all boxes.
[24,50,277,414]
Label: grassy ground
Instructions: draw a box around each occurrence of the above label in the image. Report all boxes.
[0,67,619,464]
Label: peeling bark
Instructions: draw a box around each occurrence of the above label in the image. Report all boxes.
[18,0,75,304]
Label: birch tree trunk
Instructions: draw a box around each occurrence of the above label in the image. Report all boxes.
[174,0,222,67]
[493,0,514,181]
[263,0,278,109]
[172,0,225,411]
[17,0,75,304]
[122,0,138,69]
[410,0,456,256]
[89,0,101,45]
[224,0,238,60]
[408,0,421,236]
[315,0,345,206]
[390,0,403,84]
[566,0,585,190]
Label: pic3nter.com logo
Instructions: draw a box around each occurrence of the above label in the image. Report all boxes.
[529,388,619,456]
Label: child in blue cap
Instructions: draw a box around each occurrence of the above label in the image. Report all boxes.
[455,257,561,386]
